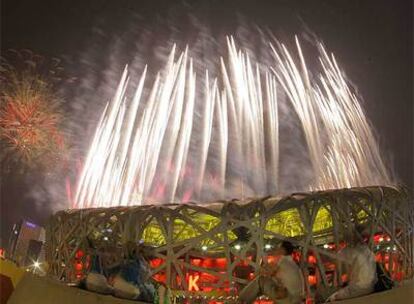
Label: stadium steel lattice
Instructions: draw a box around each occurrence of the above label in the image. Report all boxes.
[46,185,413,302]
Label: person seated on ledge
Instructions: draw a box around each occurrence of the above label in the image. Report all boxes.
[84,238,113,294]
[326,226,377,302]
[239,241,305,304]
[112,241,156,302]
[85,252,113,294]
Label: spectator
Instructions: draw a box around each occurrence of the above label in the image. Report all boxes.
[239,241,305,304]
[327,226,377,301]
[112,242,156,302]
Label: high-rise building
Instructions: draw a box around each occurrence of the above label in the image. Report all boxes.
[8,220,45,267]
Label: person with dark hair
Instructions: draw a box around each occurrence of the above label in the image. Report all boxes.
[239,241,305,304]
[279,241,295,255]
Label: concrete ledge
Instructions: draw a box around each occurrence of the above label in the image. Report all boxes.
[7,273,413,304]
[8,274,149,304]
[337,281,413,304]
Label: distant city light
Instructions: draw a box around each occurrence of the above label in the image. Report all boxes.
[234,244,241,251]
[264,244,272,250]
[25,221,37,228]
[201,245,208,251]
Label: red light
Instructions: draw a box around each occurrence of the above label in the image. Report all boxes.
[308,275,317,286]
[200,272,217,282]
[150,258,164,268]
[75,262,83,271]
[215,258,227,268]
[308,255,316,264]
[325,262,336,271]
[202,258,213,268]
[265,255,278,264]
[373,233,391,244]
[75,250,84,259]
[191,258,202,267]
[153,273,166,283]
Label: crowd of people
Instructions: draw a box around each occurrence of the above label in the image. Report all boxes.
[82,225,391,303]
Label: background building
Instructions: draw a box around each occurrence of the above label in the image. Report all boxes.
[8,220,45,267]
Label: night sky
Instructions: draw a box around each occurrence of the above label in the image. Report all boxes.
[1,0,412,246]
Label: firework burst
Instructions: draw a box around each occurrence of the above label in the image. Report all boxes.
[0,50,67,172]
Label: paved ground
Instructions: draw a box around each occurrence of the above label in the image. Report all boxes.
[337,281,413,304]
[7,273,414,304]
[8,274,149,304]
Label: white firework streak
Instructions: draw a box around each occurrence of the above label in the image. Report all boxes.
[271,38,391,190]
[74,36,391,208]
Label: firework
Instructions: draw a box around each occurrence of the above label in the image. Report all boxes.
[270,37,391,189]
[74,36,391,208]
[0,50,67,172]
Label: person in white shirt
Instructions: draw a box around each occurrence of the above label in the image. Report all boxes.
[239,241,305,304]
[327,228,377,301]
